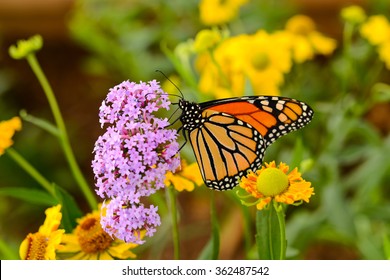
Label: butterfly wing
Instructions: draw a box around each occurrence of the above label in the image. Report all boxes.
[184,96,314,190]
[189,110,265,190]
[201,96,314,147]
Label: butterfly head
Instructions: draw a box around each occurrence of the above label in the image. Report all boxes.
[178,99,203,131]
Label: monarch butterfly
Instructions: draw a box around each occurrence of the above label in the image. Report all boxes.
[176,95,314,191]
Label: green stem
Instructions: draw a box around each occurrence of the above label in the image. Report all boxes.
[167,187,180,260]
[210,191,220,259]
[6,148,56,197]
[273,201,287,260]
[256,201,287,260]
[25,54,97,210]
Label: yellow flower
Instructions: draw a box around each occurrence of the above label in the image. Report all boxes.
[341,5,366,24]
[0,117,22,156]
[360,15,390,46]
[165,160,204,191]
[360,15,390,69]
[19,205,64,260]
[196,35,246,98]
[283,15,337,63]
[242,31,292,95]
[57,206,140,260]
[199,0,249,26]
[196,30,292,98]
[239,161,314,210]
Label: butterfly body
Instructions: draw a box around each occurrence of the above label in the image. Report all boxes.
[178,96,314,191]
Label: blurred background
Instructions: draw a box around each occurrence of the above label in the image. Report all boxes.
[1,0,390,260]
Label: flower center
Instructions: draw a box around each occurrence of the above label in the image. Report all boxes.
[24,233,48,260]
[251,52,270,71]
[256,167,289,196]
[77,217,113,254]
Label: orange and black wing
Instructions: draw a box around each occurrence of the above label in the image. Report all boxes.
[200,96,314,147]
[183,96,313,190]
[188,110,265,190]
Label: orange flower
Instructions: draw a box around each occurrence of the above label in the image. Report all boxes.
[239,161,314,210]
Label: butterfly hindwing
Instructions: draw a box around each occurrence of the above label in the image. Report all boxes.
[189,110,265,190]
[179,95,314,191]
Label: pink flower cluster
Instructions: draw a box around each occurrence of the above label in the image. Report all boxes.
[92,80,180,244]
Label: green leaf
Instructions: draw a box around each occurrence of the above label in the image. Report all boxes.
[53,184,83,232]
[19,110,60,137]
[383,234,390,260]
[371,83,390,103]
[0,187,58,206]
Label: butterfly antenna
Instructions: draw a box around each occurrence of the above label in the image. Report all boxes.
[155,70,184,99]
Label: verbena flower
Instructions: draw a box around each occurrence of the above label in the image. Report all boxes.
[199,0,249,26]
[239,161,314,210]
[58,206,140,259]
[92,80,180,244]
[0,116,22,156]
[19,205,64,260]
[100,198,159,244]
[165,160,204,192]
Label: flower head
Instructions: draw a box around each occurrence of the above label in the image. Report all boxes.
[100,199,159,244]
[92,80,180,202]
[92,80,180,244]
[196,30,292,98]
[58,206,140,259]
[165,160,204,192]
[341,5,366,24]
[360,15,390,69]
[19,205,64,260]
[9,35,43,60]
[282,15,337,63]
[199,0,249,26]
[239,161,314,210]
[0,116,22,156]
[360,15,390,46]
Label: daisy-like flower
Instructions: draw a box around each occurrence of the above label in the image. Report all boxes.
[360,15,390,70]
[0,116,22,156]
[19,205,64,260]
[199,0,249,26]
[239,161,314,210]
[360,15,390,46]
[92,80,181,244]
[280,15,337,63]
[58,207,140,259]
[165,160,204,192]
[242,31,292,95]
